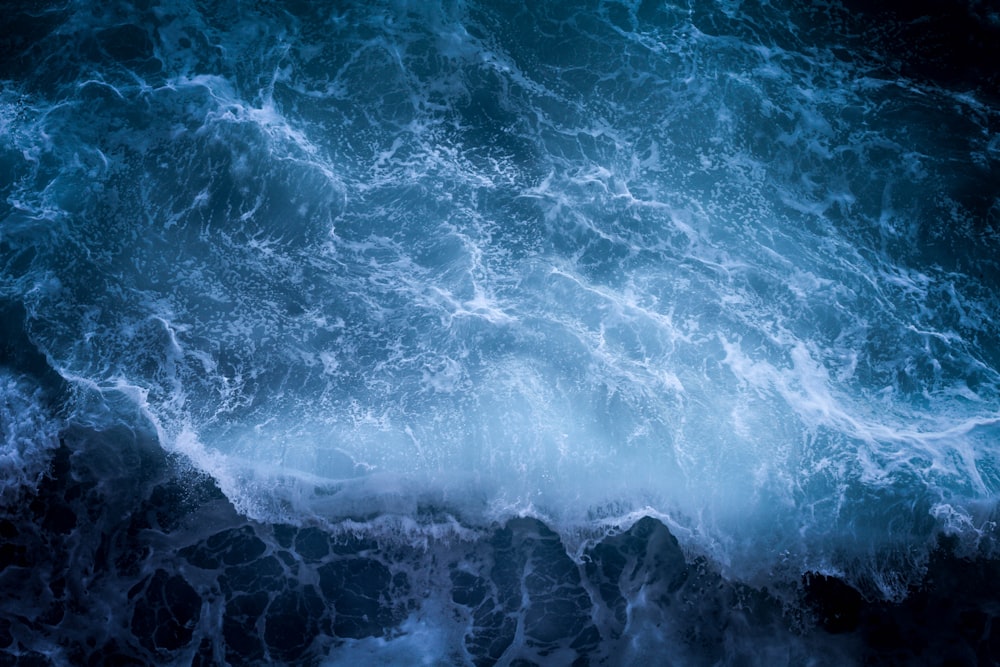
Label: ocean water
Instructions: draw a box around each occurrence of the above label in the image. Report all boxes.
[2,0,999,664]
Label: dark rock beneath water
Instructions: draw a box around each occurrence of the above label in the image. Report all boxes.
[295,526,331,562]
[263,586,325,661]
[3,425,1000,665]
[853,536,1000,666]
[318,557,403,639]
[222,592,269,664]
[130,569,201,653]
[803,573,864,634]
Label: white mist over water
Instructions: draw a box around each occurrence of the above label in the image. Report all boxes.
[3,0,999,592]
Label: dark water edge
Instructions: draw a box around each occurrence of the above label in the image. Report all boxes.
[2,426,999,666]
[838,0,1000,101]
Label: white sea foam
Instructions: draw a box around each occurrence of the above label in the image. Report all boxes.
[0,372,60,502]
[3,0,998,596]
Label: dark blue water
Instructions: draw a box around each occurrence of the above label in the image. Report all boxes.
[2,0,999,664]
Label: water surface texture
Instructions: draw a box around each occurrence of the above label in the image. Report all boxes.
[2,0,999,664]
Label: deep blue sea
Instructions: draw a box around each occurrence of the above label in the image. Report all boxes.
[2,0,999,664]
